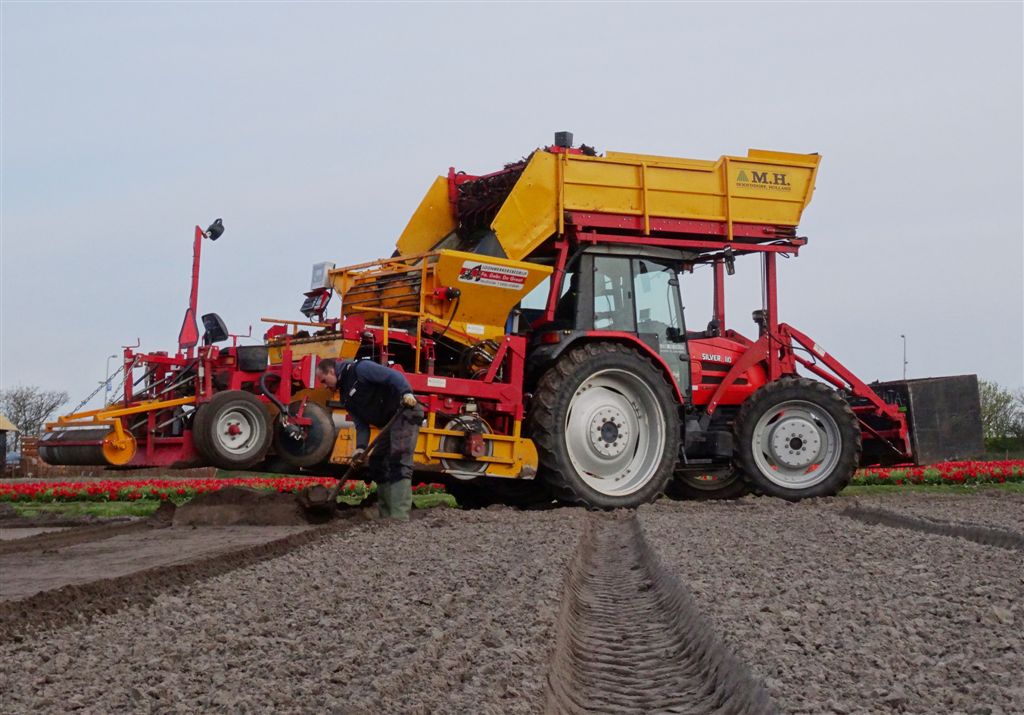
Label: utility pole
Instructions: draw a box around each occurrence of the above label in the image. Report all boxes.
[900,334,907,380]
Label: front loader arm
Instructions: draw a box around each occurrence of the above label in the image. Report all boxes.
[706,324,912,460]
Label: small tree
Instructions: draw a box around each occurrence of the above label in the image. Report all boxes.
[978,379,1024,441]
[0,386,69,452]
[1013,387,1024,440]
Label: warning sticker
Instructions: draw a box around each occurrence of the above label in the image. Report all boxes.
[457,261,529,290]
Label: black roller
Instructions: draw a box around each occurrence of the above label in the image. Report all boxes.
[38,428,113,466]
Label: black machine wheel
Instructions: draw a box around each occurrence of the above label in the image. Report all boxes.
[528,343,680,509]
[485,477,555,508]
[734,377,861,500]
[665,468,749,501]
[192,390,272,470]
[272,401,336,469]
[445,480,494,510]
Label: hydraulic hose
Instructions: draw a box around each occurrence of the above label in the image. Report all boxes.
[258,371,290,415]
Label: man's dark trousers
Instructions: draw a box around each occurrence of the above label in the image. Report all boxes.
[369,404,423,519]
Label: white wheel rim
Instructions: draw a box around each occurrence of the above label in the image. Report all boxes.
[751,399,841,489]
[214,406,264,456]
[564,368,667,497]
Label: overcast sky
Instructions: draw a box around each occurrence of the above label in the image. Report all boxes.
[2,2,1022,412]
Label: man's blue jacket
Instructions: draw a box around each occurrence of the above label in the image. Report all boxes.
[334,360,412,449]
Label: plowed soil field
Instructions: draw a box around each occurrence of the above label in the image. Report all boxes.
[1,493,1021,714]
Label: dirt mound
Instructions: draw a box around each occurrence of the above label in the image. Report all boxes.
[172,486,309,526]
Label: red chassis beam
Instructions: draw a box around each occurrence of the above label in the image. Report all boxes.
[567,211,802,244]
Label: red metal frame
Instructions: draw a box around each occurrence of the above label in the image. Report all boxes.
[567,211,801,241]
[712,259,726,331]
[102,342,316,468]
[177,225,205,357]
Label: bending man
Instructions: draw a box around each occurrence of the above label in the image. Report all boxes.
[316,358,423,520]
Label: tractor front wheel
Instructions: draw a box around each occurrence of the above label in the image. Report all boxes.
[734,378,861,500]
[192,391,272,471]
[529,343,680,509]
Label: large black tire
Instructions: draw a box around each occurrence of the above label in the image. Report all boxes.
[445,480,494,510]
[273,401,336,469]
[192,391,272,470]
[528,343,681,509]
[734,377,861,500]
[447,478,554,510]
[484,477,555,509]
[665,468,749,501]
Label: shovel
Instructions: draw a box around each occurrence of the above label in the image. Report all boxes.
[296,410,401,517]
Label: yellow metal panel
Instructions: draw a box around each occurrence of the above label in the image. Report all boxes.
[267,336,358,364]
[725,154,818,225]
[604,151,717,169]
[395,176,456,257]
[490,151,558,262]
[433,250,552,343]
[330,425,539,478]
[553,148,819,229]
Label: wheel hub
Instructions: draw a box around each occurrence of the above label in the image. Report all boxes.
[769,417,821,468]
[216,409,255,454]
[589,407,630,458]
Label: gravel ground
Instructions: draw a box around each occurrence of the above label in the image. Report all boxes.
[0,507,583,714]
[2,493,1021,714]
[640,496,1024,715]
[852,492,1024,532]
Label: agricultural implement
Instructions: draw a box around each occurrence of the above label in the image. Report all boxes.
[42,134,984,508]
[40,221,331,473]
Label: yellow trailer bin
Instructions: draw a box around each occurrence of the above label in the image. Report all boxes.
[398,147,821,261]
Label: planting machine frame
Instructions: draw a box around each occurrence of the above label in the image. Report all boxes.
[42,135,983,507]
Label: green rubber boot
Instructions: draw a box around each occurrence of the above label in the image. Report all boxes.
[378,479,412,521]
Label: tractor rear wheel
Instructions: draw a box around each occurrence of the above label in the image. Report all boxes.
[192,391,272,470]
[528,343,680,509]
[273,401,336,468]
[734,377,861,499]
[665,468,749,500]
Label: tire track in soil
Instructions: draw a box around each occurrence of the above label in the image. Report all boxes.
[842,505,1024,552]
[0,517,357,643]
[545,511,775,715]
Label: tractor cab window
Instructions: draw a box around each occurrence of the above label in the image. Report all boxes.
[593,256,636,332]
[633,259,683,342]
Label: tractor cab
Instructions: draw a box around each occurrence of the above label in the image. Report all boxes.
[523,245,695,397]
